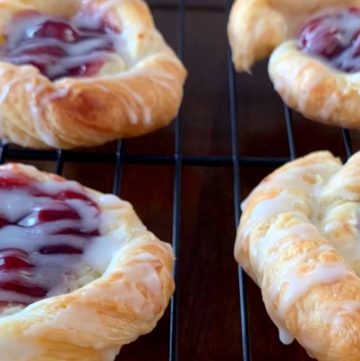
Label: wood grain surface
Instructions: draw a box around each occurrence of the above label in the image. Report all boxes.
[10,1,360,360]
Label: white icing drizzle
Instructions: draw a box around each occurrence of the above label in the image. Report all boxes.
[3,13,117,81]
[84,234,126,273]
[119,82,151,124]
[0,69,40,145]
[256,223,320,271]
[242,161,340,212]
[0,6,180,147]
[242,157,356,346]
[145,68,181,101]
[0,177,101,306]
[245,191,308,236]
[0,66,60,146]
[25,82,54,145]
[279,327,294,345]
[0,3,182,150]
[256,222,349,338]
[73,65,179,126]
[84,252,163,315]
[270,41,341,121]
[0,336,119,361]
[300,8,360,72]
[25,252,165,353]
[275,251,349,319]
[320,92,340,119]
[101,347,122,361]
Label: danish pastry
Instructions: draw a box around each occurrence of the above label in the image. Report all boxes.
[0,163,174,361]
[0,0,186,148]
[236,151,360,361]
[228,1,360,128]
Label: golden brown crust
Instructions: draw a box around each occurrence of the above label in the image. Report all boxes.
[0,163,174,361]
[236,151,360,361]
[268,41,360,129]
[228,0,287,72]
[0,0,187,149]
[228,0,360,128]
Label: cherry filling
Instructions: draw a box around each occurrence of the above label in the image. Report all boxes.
[298,8,360,73]
[0,11,118,80]
[0,173,100,307]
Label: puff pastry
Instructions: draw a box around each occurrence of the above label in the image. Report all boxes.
[0,0,186,149]
[0,163,174,361]
[236,150,360,361]
[228,0,360,128]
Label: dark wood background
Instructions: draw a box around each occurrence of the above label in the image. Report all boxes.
[14,1,360,360]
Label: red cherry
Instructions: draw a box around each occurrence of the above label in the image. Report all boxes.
[40,245,83,255]
[0,278,47,298]
[0,249,33,271]
[349,7,360,15]
[2,12,115,80]
[67,60,105,78]
[0,217,9,228]
[56,190,92,201]
[18,207,80,227]
[298,20,343,59]
[298,8,360,73]
[56,228,99,236]
[11,44,66,58]
[8,44,65,75]
[0,176,31,188]
[0,174,100,306]
[31,20,79,42]
[55,190,98,208]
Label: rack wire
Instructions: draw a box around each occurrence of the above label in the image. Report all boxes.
[224,3,354,361]
[0,1,355,360]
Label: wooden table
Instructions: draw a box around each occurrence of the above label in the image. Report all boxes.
[10,1,360,360]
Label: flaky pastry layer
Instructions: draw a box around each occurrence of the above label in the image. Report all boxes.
[227,0,360,72]
[0,163,174,361]
[268,42,360,129]
[228,0,360,128]
[0,0,187,148]
[236,151,360,361]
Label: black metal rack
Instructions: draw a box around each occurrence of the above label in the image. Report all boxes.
[0,1,355,361]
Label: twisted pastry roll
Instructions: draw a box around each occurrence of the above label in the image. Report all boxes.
[236,151,360,361]
[0,0,186,148]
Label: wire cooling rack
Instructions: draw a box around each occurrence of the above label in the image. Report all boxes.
[0,1,356,360]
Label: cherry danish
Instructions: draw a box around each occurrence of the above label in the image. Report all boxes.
[0,11,116,80]
[298,8,360,73]
[0,173,100,306]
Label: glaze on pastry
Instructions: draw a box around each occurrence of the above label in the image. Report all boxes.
[1,10,117,80]
[228,1,360,129]
[0,163,174,361]
[0,0,186,148]
[235,150,360,361]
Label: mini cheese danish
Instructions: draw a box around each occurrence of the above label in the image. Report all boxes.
[0,163,174,361]
[236,150,360,361]
[0,0,186,148]
[228,1,360,129]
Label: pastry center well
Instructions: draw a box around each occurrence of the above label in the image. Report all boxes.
[0,171,100,308]
[298,7,360,73]
[0,10,118,80]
